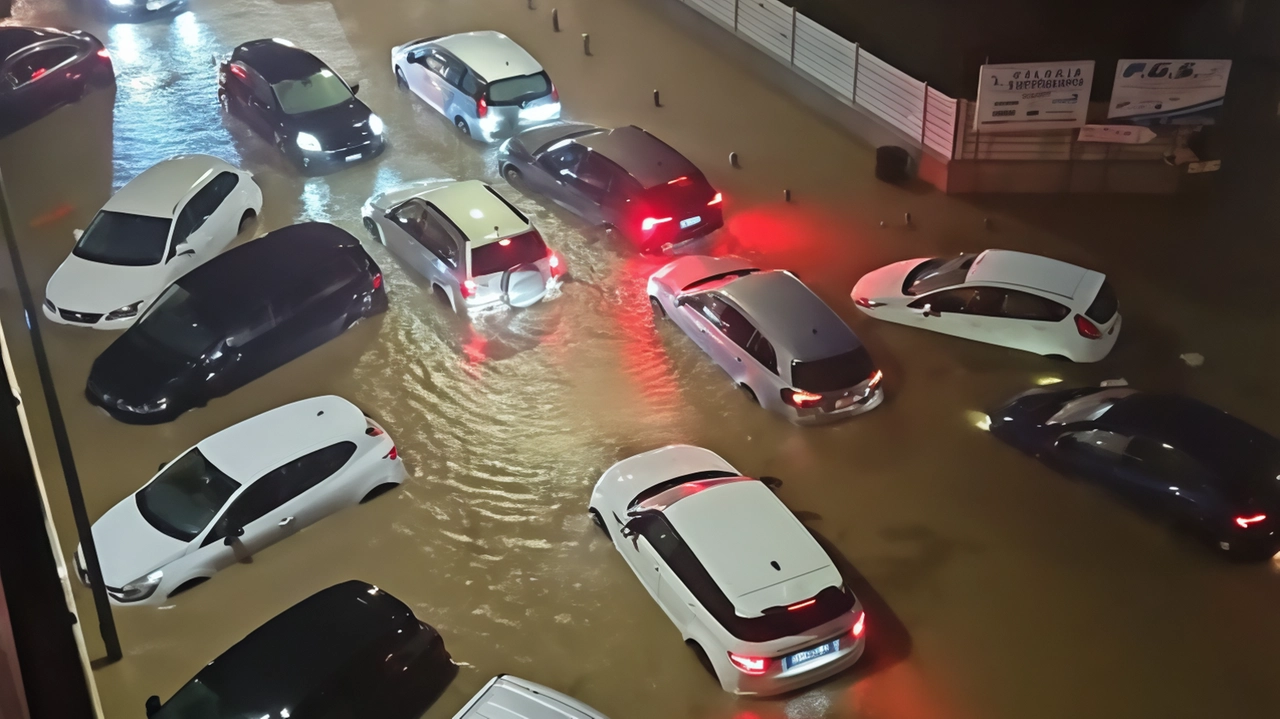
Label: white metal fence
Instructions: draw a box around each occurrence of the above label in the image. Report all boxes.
[677,0,959,158]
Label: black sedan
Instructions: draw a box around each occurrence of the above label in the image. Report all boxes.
[146,581,457,719]
[0,26,114,139]
[497,123,723,252]
[86,222,388,424]
[990,384,1280,560]
[218,38,385,173]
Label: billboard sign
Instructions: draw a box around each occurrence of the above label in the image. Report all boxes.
[975,61,1095,133]
[1108,59,1231,125]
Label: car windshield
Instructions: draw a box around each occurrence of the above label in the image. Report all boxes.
[135,449,240,543]
[153,678,259,719]
[272,69,352,114]
[134,284,222,359]
[1046,388,1137,425]
[487,71,552,105]
[903,254,977,296]
[790,347,876,393]
[470,229,548,277]
[71,211,171,267]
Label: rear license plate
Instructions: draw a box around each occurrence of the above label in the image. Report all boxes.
[345,153,363,162]
[835,396,855,409]
[785,639,838,670]
[679,215,701,229]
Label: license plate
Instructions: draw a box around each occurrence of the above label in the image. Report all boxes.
[785,639,838,670]
[345,153,363,162]
[834,396,855,409]
[679,216,701,229]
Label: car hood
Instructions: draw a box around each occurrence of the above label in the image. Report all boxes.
[46,253,167,313]
[89,331,197,404]
[88,495,189,587]
[852,258,929,301]
[284,98,379,151]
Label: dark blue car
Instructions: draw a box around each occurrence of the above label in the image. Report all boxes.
[990,385,1280,560]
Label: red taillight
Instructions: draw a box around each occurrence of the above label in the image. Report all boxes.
[781,388,823,408]
[787,598,817,611]
[667,176,690,186]
[551,84,559,102]
[854,296,873,308]
[365,425,384,437]
[477,97,488,118]
[1236,514,1267,528]
[371,272,382,289]
[641,217,672,232]
[548,252,563,276]
[96,48,110,60]
[229,64,247,79]
[852,611,866,638]
[867,369,884,390]
[727,652,769,675]
[31,68,47,80]
[1074,314,1102,339]
[707,192,723,206]
[461,279,477,298]
[384,446,398,460]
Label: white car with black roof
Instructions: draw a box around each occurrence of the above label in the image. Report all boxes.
[588,445,867,697]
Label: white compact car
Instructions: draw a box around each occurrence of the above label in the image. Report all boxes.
[851,249,1120,362]
[363,179,564,315]
[588,445,866,696]
[452,676,611,719]
[43,154,262,330]
[74,396,406,605]
[392,31,560,142]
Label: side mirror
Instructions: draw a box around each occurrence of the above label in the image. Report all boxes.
[619,523,636,539]
[157,462,166,472]
[72,229,83,241]
[349,81,361,95]
[673,296,688,307]
[921,303,941,318]
[222,526,245,546]
[145,695,162,716]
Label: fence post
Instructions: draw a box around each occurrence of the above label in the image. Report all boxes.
[951,98,962,160]
[850,43,860,105]
[733,0,739,32]
[789,8,797,66]
[920,82,930,148]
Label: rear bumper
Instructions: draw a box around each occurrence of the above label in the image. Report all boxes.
[477,103,562,143]
[787,387,885,425]
[729,633,866,697]
[642,212,724,251]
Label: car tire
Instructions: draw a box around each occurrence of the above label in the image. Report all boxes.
[502,164,522,184]
[649,296,666,320]
[740,384,758,405]
[238,209,256,234]
[395,66,408,90]
[363,216,383,244]
[455,116,471,138]
[167,577,209,599]
[588,508,609,538]
[432,285,454,311]
[361,483,400,504]
[1045,353,1072,362]
[685,640,718,680]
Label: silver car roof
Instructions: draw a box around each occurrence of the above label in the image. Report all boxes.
[712,271,862,362]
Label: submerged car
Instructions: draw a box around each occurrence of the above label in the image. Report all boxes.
[497,123,722,251]
[452,676,611,719]
[649,256,882,424]
[44,154,262,329]
[392,31,560,142]
[852,249,1120,362]
[75,396,405,605]
[0,26,114,138]
[363,180,563,315]
[991,385,1280,560]
[218,38,385,171]
[589,445,867,696]
[144,581,456,719]
[86,222,387,424]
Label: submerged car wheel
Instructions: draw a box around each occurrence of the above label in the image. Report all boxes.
[685,640,719,679]
[238,209,256,234]
[588,508,609,538]
[740,384,759,405]
[363,216,383,244]
[395,66,408,89]
[503,164,522,184]
[649,296,666,319]
[455,116,471,138]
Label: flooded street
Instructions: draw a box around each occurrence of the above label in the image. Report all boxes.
[3,0,1280,718]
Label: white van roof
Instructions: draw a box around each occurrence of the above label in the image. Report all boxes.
[451,676,610,719]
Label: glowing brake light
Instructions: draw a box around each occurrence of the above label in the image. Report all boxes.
[31,68,47,80]
[787,598,817,611]
[371,272,382,289]
[498,238,511,246]
[707,192,723,206]
[641,217,672,231]
[548,252,564,277]
[461,279,478,298]
[852,611,866,638]
[781,388,822,408]
[384,446,398,460]
[667,176,690,185]
[229,64,247,79]
[477,96,488,118]
[867,369,884,390]
[727,652,769,675]
[1074,314,1102,340]
[1236,514,1267,528]
[96,48,110,60]
[550,83,559,102]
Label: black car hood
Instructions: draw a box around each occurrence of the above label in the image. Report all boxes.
[89,331,197,404]
[281,98,378,151]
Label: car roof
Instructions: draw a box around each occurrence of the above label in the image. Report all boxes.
[233,38,328,83]
[662,480,836,615]
[198,396,365,481]
[104,155,239,219]
[575,126,700,188]
[415,180,529,246]
[966,249,1096,301]
[432,31,543,83]
[713,271,861,362]
[457,676,608,719]
[186,581,424,713]
[0,26,73,62]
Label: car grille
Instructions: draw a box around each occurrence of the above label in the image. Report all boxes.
[59,308,103,324]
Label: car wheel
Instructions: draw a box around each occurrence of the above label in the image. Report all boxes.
[503,164,522,184]
[432,285,453,310]
[167,577,209,599]
[588,508,609,538]
[361,483,400,504]
[685,640,718,679]
[217,91,229,111]
[1044,353,1072,362]
[363,216,383,244]
[649,296,666,320]
[238,209,256,234]
[740,384,758,405]
[455,116,471,138]
[395,66,408,90]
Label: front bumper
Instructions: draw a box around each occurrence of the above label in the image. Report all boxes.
[297,136,386,171]
[43,302,138,330]
[477,103,562,143]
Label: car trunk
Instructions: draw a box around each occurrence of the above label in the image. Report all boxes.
[468,229,551,308]
[635,174,722,244]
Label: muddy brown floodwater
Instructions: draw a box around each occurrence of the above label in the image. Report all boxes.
[3,0,1280,718]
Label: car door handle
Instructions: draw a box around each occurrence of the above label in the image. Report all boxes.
[699,328,707,333]
[278,517,294,527]
[735,357,742,362]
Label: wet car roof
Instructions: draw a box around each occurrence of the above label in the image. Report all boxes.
[432,31,543,83]
[415,180,530,246]
[198,396,365,482]
[105,154,236,219]
[234,38,328,83]
[966,249,1093,301]
[716,271,862,362]
[576,126,700,188]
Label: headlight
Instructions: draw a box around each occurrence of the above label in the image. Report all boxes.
[295,132,322,152]
[44,298,57,312]
[368,114,384,135]
[111,570,163,602]
[115,398,168,414]
[104,300,143,321]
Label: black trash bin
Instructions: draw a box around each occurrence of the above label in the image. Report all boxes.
[875,145,911,183]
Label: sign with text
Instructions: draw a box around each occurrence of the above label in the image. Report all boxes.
[1108,59,1231,125]
[1077,125,1158,144]
[975,61,1095,133]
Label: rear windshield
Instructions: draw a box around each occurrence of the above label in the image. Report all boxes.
[136,449,241,542]
[627,470,739,509]
[487,72,552,105]
[1085,280,1117,324]
[903,254,976,296]
[642,173,714,203]
[470,229,548,277]
[72,211,171,266]
[791,347,876,393]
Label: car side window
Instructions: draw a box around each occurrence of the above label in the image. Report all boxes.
[246,67,274,106]
[573,152,616,196]
[277,256,358,317]
[1123,438,1213,486]
[999,289,1070,322]
[179,172,241,240]
[259,441,358,507]
[225,304,277,348]
[203,473,289,545]
[909,287,977,313]
[695,295,728,327]
[4,46,77,86]
[441,57,465,87]
[458,70,482,98]
[1057,428,1131,462]
[422,206,461,266]
[424,52,447,75]
[167,212,194,261]
[746,332,778,374]
[539,144,586,176]
[389,199,429,240]
[715,303,757,349]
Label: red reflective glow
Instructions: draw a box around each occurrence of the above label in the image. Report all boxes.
[462,279,477,298]
[787,598,817,611]
[1074,314,1102,339]
[852,611,866,637]
[31,68,47,80]
[384,446,398,460]
[498,238,511,246]
[641,217,673,231]
[477,97,488,118]
[96,48,110,60]
[727,652,769,675]
[548,252,564,277]
[551,83,559,102]
[371,272,382,289]
[867,369,884,390]
[707,192,723,206]
[229,64,247,79]
[1236,514,1267,528]
[667,175,690,185]
[854,296,874,308]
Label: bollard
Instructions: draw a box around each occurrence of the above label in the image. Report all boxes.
[729,151,740,168]
[984,217,992,230]
[784,189,791,202]
[552,8,560,31]
[879,220,886,228]
[582,33,591,55]
[527,0,534,9]
[904,211,912,226]
[653,89,661,107]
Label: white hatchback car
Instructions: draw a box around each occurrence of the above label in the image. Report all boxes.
[44,154,262,329]
[392,31,560,142]
[363,180,564,315]
[452,676,610,719]
[589,445,866,697]
[851,249,1120,362]
[74,396,406,605]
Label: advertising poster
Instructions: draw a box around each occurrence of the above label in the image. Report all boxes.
[1108,59,1231,125]
[974,61,1095,133]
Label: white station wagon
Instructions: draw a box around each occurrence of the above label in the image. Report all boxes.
[75,396,406,605]
[452,676,611,719]
[589,445,866,697]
